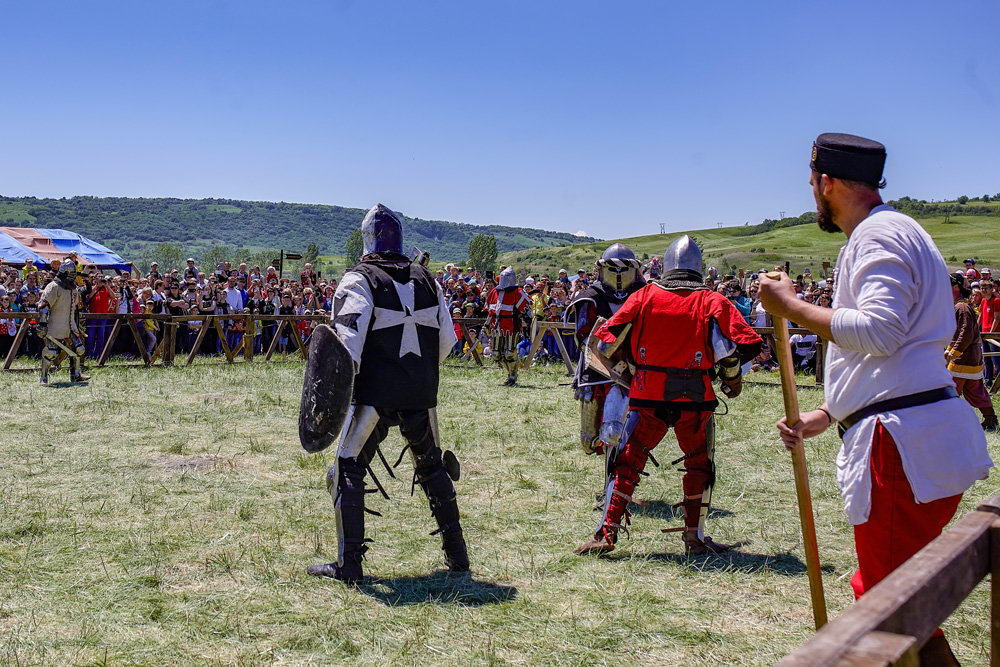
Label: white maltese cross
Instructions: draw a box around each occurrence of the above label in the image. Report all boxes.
[371,279,439,357]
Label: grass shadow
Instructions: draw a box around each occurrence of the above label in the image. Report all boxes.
[355,569,518,607]
[633,548,837,577]
[629,499,734,521]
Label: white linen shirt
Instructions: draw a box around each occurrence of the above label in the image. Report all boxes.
[826,205,992,525]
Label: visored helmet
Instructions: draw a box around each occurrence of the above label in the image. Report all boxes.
[361,203,404,255]
[662,235,703,280]
[596,243,643,300]
[497,266,516,290]
[56,257,77,289]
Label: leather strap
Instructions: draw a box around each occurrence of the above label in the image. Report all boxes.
[837,386,959,438]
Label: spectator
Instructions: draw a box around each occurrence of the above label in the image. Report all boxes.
[981,279,1000,384]
[86,274,115,358]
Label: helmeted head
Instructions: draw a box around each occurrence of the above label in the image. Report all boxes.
[596,243,643,299]
[497,266,516,290]
[56,257,77,289]
[361,203,404,255]
[662,235,703,282]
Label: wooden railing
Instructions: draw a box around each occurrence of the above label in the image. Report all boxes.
[779,491,1000,666]
[0,312,330,370]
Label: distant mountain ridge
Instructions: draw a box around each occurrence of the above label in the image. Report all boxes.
[0,196,598,262]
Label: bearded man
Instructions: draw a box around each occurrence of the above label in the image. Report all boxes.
[760,133,993,665]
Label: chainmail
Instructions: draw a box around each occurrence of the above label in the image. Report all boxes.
[657,269,709,291]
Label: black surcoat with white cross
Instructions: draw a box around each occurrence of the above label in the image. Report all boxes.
[343,258,443,410]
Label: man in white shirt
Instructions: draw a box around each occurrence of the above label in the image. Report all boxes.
[759,133,992,665]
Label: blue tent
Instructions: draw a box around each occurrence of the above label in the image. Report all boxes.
[0,227,130,271]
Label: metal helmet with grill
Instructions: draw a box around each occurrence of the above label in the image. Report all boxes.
[56,258,77,289]
[497,266,516,290]
[661,235,703,281]
[361,203,404,256]
[596,243,643,299]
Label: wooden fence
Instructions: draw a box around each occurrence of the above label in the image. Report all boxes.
[3,313,995,394]
[1,312,329,370]
[779,491,1000,666]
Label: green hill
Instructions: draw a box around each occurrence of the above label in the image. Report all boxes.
[0,195,596,268]
[502,201,1000,278]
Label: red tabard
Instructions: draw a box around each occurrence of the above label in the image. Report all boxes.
[595,284,761,405]
[485,287,530,334]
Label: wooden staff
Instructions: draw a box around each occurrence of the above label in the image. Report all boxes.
[767,272,828,629]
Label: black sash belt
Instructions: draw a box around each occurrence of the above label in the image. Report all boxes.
[837,386,959,438]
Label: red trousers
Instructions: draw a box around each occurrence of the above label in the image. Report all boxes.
[851,421,962,637]
[953,376,996,415]
[603,407,712,535]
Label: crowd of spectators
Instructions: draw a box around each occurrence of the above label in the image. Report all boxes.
[0,256,337,360]
[1,254,995,384]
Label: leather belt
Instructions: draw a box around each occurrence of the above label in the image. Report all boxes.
[837,386,959,438]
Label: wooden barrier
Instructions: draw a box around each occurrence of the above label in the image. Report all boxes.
[986,333,1000,394]
[779,491,1000,666]
[0,312,330,371]
[522,320,576,373]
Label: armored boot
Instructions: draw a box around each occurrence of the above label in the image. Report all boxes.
[573,526,617,554]
[682,527,732,556]
[415,448,469,572]
[69,356,90,383]
[308,458,368,582]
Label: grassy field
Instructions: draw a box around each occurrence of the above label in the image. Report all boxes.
[500,214,1000,279]
[2,360,998,665]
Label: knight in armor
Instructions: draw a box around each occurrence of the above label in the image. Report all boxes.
[565,244,646,498]
[306,204,468,581]
[574,236,762,556]
[37,258,89,385]
[484,267,531,386]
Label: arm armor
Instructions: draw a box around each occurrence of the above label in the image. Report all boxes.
[574,301,596,345]
[717,354,742,398]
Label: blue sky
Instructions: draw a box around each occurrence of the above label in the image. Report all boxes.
[1,1,997,238]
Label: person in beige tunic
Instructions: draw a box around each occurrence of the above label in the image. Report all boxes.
[38,259,88,384]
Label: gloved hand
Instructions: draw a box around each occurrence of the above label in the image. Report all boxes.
[574,384,593,402]
[582,436,604,456]
[720,376,742,398]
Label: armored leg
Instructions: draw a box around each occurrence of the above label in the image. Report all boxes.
[493,332,519,385]
[577,408,665,554]
[401,409,469,571]
[308,408,385,581]
[40,342,58,384]
[307,457,369,581]
[674,411,729,555]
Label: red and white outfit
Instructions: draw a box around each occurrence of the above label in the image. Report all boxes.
[484,286,530,335]
[485,285,531,383]
[591,283,761,542]
[826,206,992,604]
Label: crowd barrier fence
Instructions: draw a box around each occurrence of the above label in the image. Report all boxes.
[779,490,1000,666]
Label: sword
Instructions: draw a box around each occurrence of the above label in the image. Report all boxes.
[44,334,80,359]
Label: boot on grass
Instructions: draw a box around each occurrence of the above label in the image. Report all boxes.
[682,528,733,556]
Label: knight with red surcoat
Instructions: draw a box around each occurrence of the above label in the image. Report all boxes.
[484,267,531,386]
[574,235,762,556]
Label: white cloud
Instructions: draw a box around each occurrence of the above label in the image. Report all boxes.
[573,230,589,237]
